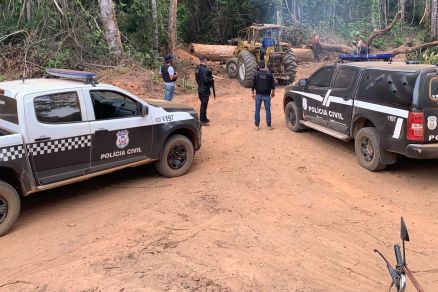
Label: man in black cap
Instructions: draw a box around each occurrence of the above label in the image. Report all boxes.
[252,60,275,130]
[195,55,214,126]
[160,55,177,101]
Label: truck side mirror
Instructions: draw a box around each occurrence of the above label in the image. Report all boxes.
[298,78,308,87]
[140,105,149,117]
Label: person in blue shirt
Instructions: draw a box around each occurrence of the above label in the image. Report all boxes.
[261,31,275,61]
[160,55,178,101]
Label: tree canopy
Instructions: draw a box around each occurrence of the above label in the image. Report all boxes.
[0,0,437,74]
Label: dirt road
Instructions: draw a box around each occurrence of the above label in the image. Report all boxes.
[1,63,438,291]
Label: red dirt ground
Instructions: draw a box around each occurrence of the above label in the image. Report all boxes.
[0,61,437,292]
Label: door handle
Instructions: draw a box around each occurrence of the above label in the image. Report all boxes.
[35,136,51,142]
[95,129,109,134]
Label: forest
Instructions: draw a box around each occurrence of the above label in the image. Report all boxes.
[1,0,438,77]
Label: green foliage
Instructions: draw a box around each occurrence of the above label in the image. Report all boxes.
[371,39,385,50]
[0,0,434,77]
[423,48,438,65]
[46,49,71,69]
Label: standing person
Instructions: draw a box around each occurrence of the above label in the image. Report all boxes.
[160,55,177,101]
[312,32,321,62]
[195,55,214,126]
[261,31,275,61]
[252,60,275,130]
[357,35,369,55]
[351,41,359,54]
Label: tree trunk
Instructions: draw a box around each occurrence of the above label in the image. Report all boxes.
[320,42,352,54]
[381,0,387,27]
[151,0,159,50]
[98,0,123,56]
[421,0,431,26]
[189,44,316,63]
[400,0,405,20]
[276,0,283,25]
[432,0,438,40]
[388,40,438,55]
[371,5,378,30]
[168,0,178,54]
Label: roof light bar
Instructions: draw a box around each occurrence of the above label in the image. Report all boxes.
[47,68,98,85]
[339,53,394,62]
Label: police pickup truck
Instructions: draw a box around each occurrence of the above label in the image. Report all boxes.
[0,69,201,236]
[284,60,438,171]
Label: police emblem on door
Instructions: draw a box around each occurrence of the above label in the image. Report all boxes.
[116,130,130,149]
[428,116,437,131]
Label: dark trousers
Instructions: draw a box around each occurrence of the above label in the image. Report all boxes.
[312,43,321,61]
[198,91,210,122]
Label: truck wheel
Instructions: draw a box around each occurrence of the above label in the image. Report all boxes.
[285,101,305,132]
[226,58,238,79]
[0,181,20,236]
[354,127,387,171]
[238,50,257,88]
[284,49,298,85]
[155,135,195,178]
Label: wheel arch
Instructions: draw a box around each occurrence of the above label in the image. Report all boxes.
[351,116,377,138]
[0,167,24,196]
[157,124,199,159]
[283,92,302,111]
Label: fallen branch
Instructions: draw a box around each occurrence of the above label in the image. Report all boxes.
[52,0,65,15]
[0,30,26,43]
[388,40,438,55]
[367,11,402,46]
[0,281,33,288]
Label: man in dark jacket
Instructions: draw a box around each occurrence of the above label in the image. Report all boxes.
[252,60,275,130]
[195,55,214,126]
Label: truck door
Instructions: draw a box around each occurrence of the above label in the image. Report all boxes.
[300,66,335,126]
[325,66,361,133]
[85,89,153,173]
[23,90,91,185]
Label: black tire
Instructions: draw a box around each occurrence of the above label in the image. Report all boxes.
[284,49,298,85]
[237,50,257,88]
[155,135,195,178]
[354,127,387,171]
[0,181,20,237]
[285,101,305,132]
[226,58,238,79]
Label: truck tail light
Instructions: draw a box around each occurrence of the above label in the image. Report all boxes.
[407,112,424,141]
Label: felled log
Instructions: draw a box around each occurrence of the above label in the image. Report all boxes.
[320,42,353,54]
[293,48,315,62]
[388,40,438,55]
[188,43,236,62]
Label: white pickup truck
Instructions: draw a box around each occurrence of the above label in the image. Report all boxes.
[0,70,202,236]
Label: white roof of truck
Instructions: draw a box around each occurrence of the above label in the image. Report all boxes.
[0,78,115,98]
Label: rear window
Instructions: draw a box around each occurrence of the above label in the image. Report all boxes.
[34,92,82,123]
[429,77,438,101]
[0,95,18,124]
[357,69,418,107]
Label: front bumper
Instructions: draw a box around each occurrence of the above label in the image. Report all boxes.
[406,144,438,159]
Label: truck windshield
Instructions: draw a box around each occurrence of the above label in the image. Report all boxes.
[0,95,18,124]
